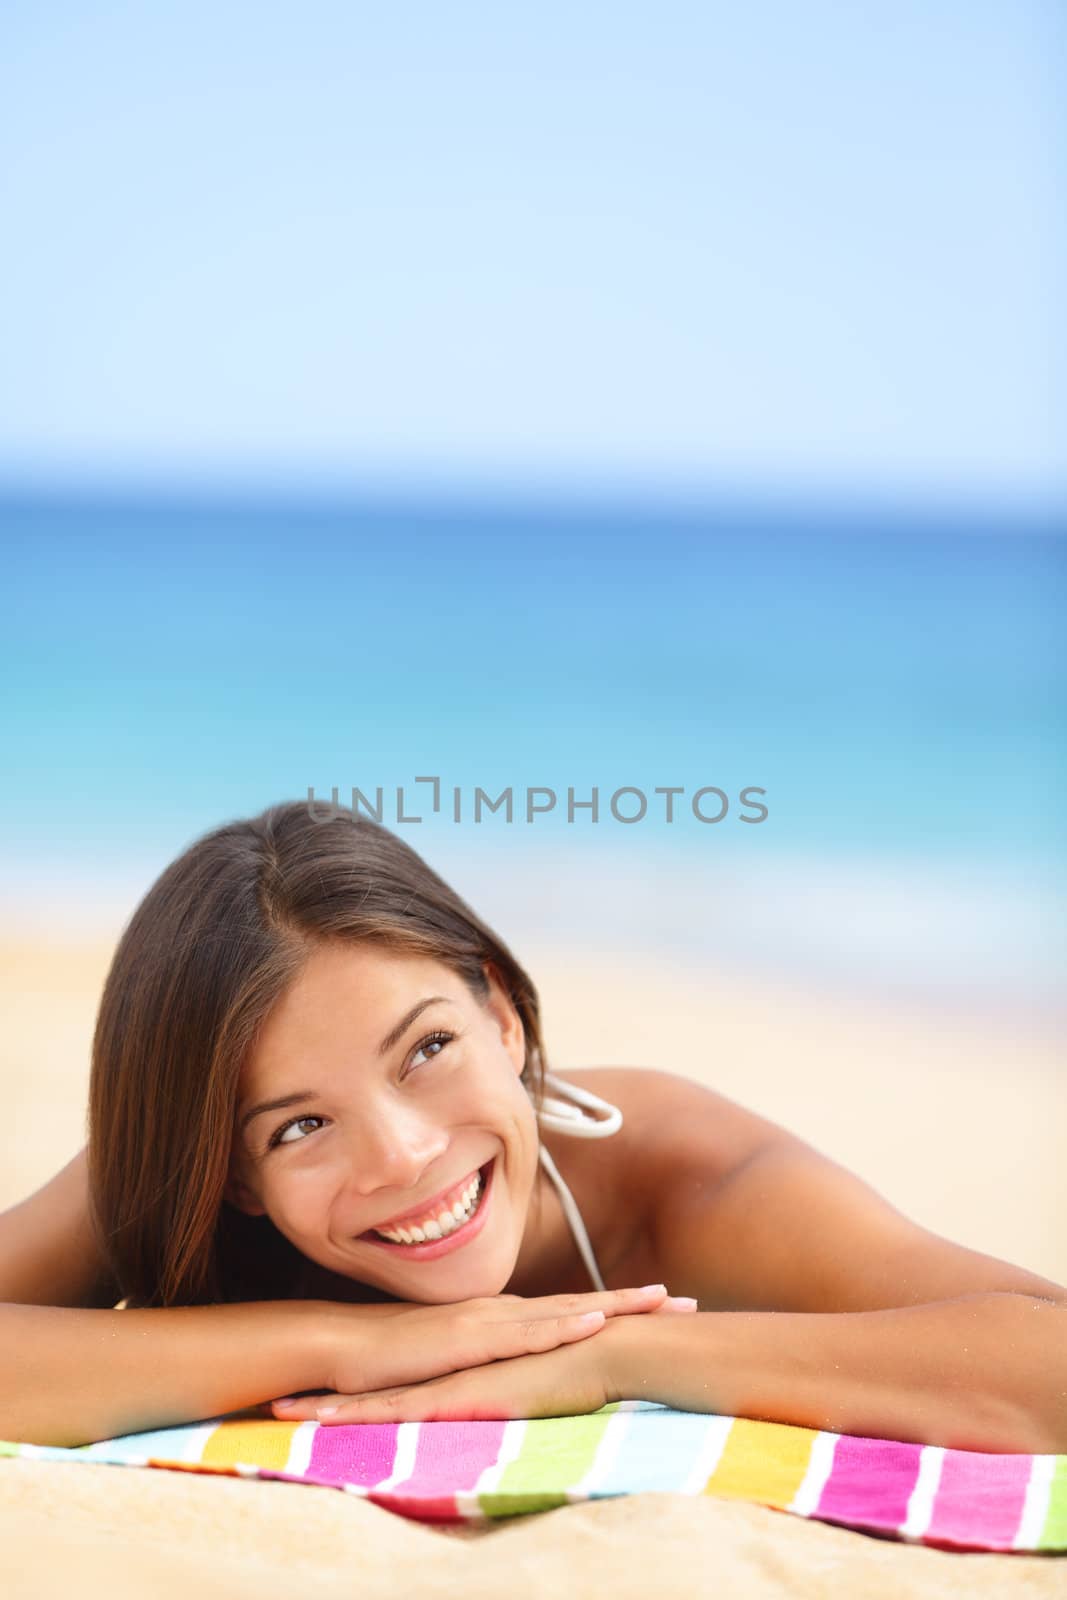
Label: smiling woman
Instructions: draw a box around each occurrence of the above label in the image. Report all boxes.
[222,938,549,1306]
[0,799,1065,1454]
[89,802,563,1311]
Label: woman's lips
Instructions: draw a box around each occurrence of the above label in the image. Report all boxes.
[358,1159,495,1261]
[363,1161,485,1234]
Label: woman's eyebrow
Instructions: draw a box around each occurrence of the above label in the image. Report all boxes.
[238,995,452,1135]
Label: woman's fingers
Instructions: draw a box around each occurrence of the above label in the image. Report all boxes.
[516,1310,608,1350]
[477,1289,697,1362]
[464,1307,606,1370]
[521,1284,670,1318]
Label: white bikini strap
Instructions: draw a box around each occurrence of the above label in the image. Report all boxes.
[533,1070,624,1138]
[537,1140,608,1292]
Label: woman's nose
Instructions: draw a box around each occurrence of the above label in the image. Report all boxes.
[342,1113,450,1197]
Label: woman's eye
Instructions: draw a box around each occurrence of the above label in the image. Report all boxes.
[271,1115,325,1149]
[266,1032,454,1151]
[409,1030,454,1071]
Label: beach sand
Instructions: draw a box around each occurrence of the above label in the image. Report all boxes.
[1,934,1063,1596]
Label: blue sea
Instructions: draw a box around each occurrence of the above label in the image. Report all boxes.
[3,489,1064,1020]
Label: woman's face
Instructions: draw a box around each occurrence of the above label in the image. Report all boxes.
[226,941,541,1302]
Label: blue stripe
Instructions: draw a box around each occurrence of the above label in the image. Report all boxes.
[79,1426,201,1463]
[590,1405,716,1496]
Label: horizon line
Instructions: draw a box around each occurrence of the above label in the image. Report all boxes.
[1,467,1064,530]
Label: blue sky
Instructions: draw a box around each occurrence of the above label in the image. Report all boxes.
[0,2,1062,505]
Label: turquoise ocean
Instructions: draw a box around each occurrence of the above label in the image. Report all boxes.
[3,491,1064,1024]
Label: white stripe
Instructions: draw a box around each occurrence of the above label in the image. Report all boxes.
[283,1420,318,1478]
[1015,1453,1056,1551]
[18,1442,123,1463]
[453,1418,529,1521]
[681,1413,735,1494]
[569,1407,634,1501]
[900,1445,944,1541]
[339,1418,421,1506]
[176,1423,220,1464]
[372,1420,420,1492]
[67,1440,139,1464]
[789,1431,839,1517]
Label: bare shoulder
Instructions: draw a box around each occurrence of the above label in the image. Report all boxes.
[539,1066,798,1293]
[566,1070,1067,1314]
[0,1150,121,1309]
[552,1064,799,1186]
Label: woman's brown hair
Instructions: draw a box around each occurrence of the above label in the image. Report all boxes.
[88,800,550,1309]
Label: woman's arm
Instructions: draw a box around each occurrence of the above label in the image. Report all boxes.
[269,1288,1065,1448]
[0,1151,342,1445]
[0,1149,341,1446]
[0,1297,337,1448]
[630,1104,1067,1451]
[604,1291,1067,1453]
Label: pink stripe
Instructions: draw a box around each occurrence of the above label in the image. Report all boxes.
[925,1449,1032,1550]
[816,1435,922,1532]
[305,1422,401,1487]
[379,1420,509,1521]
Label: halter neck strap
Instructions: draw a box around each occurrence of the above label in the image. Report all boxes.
[532,1070,623,1138]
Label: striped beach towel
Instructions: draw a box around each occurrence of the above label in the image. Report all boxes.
[3,1402,1065,1553]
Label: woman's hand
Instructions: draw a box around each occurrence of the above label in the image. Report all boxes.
[274,1292,697,1422]
[277,1338,612,1424]
[312,1283,691,1395]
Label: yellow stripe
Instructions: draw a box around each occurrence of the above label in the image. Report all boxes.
[200,1420,299,1470]
[705,1418,816,1507]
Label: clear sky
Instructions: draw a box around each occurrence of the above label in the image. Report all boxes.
[0,2,1062,505]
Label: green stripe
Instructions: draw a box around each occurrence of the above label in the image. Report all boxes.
[1039,1455,1067,1551]
[0,1440,94,1458]
[479,1403,621,1518]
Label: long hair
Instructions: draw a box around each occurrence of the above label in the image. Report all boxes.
[88,800,549,1308]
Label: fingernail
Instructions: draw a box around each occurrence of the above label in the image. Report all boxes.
[638,1283,666,1293]
[274,1397,296,1408]
[666,1296,698,1309]
[577,1310,605,1324]
[316,1405,338,1418]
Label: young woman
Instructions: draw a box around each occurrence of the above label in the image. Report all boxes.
[1,801,1064,1452]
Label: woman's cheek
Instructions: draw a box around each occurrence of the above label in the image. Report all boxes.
[268,1171,334,1240]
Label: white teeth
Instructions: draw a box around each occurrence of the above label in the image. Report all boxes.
[374,1170,483,1245]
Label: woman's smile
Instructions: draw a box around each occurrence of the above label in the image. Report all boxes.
[356,1156,496,1261]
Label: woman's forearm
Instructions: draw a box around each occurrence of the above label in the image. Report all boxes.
[0,1298,339,1448]
[609,1292,1067,1453]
